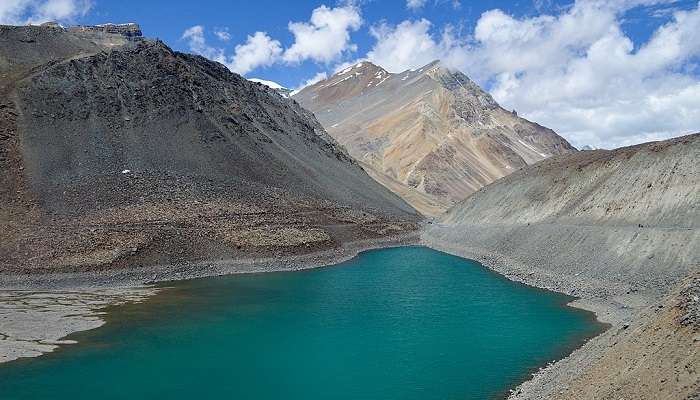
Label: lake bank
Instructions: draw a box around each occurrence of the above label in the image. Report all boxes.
[0,247,606,399]
[5,227,683,398]
[0,233,419,363]
[0,232,421,290]
[422,224,700,399]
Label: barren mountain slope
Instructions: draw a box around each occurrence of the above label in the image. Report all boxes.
[425,133,700,399]
[430,133,699,303]
[443,134,699,228]
[294,61,576,215]
[0,24,419,279]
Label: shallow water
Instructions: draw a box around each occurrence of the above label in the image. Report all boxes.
[0,246,603,399]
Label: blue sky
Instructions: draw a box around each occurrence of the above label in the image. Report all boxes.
[2,0,699,148]
[74,0,697,89]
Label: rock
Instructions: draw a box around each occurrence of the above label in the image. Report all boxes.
[68,23,143,40]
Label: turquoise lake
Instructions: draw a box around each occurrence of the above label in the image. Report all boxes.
[0,246,603,399]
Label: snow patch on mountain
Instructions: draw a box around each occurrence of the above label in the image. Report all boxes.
[249,78,285,90]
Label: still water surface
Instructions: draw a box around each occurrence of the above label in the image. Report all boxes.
[0,246,603,399]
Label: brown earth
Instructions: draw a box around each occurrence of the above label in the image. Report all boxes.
[551,275,699,400]
[294,61,576,215]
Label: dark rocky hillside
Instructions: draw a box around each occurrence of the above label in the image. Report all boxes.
[0,24,419,277]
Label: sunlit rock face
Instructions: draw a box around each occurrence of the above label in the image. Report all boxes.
[294,60,576,216]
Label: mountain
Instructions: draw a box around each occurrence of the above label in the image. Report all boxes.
[248,78,293,98]
[0,24,419,277]
[293,61,576,216]
[425,133,699,399]
[440,134,699,228]
[430,133,699,295]
[579,145,598,151]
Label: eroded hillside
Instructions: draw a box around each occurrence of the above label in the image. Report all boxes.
[0,24,419,277]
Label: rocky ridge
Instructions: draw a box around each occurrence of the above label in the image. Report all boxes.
[248,78,294,98]
[68,23,143,39]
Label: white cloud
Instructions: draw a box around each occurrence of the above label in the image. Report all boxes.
[214,29,230,41]
[182,26,281,75]
[283,5,362,64]
[229,32,283,74]
[183,5,361,77]
[367,19,466,73]
[0,0,91,25]
[366,1,700,148]
[407,0,428,10]
[182,25,226,63]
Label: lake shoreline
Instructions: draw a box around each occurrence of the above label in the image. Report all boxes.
[0,245,608,400]
[421,231,699,399]
[0,231,620,399]
[0,232,421,290]
[0,232,420,365]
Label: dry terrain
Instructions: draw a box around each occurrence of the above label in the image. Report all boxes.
[1,23,697,400]
[0,24,420,282]
[294,61,575,215]
[0,22,422,364]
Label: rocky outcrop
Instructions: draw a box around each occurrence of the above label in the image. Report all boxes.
[68,23,143,39]
[294,61,576,215]
[0,24,420,278]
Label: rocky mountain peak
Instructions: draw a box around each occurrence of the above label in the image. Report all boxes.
[294,59,576,216]
[67,23,143,39]
[295,61,392,104]
[415,59,442,73]
[329,61,391,89]
[338,61,388,76]
[414,61,499,110]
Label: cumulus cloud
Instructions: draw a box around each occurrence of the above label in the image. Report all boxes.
[183,5,361,78]
[283,5,362,64]
[229,32,283,74]
[182,26,282,75]
[366,1,700,148]
[0,0,91,25]
[182,26,226,62]
[367,19,448,72]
